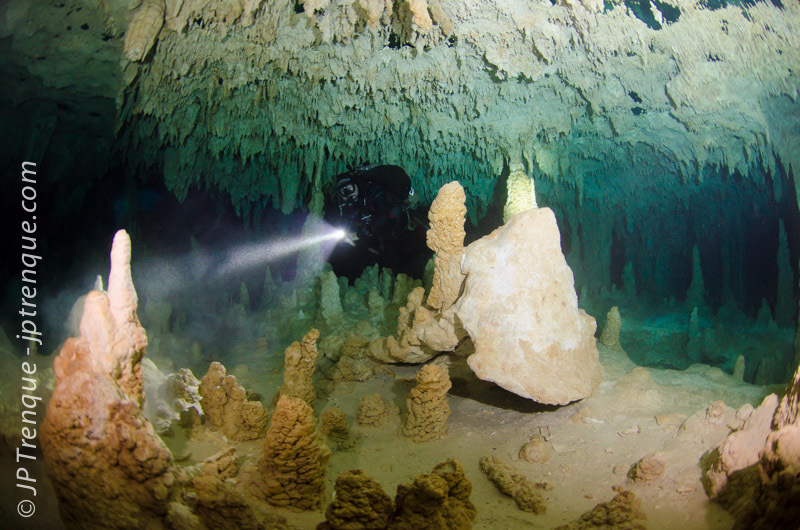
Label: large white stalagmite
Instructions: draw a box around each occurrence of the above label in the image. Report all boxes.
[455,207,602,405]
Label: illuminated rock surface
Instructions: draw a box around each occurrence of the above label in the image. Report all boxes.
[456,207,602,404]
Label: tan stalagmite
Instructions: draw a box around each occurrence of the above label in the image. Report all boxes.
[89,229,147,404]
[479,455,546,514]
[599,306,624,351]
[259,394,331,510]
[198,361,269,441]
[402,363,451,442]
[503,163,538,223]
[317,470,394,529]
[426,181,467,312]
[41,231,181,528]
[320,406,354,451]
[357,393,397,427]
[123,0,165,62]
[275,328,320,405]
[391,459,476,528]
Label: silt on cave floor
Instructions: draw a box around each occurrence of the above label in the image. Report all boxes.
[1,179,798,530]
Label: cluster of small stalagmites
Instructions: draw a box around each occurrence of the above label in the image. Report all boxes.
[554,487,646,530]
[357,393,399,427]
[199,361,269,441]
[598,306,623,351]
[274,328,320,405]
[320,406,356,451]
[259,394,331,510]
[402,363,452,442]
[479,456,547,514]
[328,336,375,382]
[316,459,476,529]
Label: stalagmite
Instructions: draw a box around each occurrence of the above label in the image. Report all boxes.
[503,163,538,223]
[402,363,451,442]
[41,230,181,528]
[199,361,269,441]
[275,329,320,406]
[259,394,331,510]
[599,306,623,351]
[479,456,546,514]
[319,270,344,328]
[686,245,705,309]
[426,181,467,312]
[357,393,397,427]
[455,207,601,404]
[320,406,354,451]
[391,459,476,528]
[316,470,394,529]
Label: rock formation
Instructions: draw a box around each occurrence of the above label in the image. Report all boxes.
[259,394,331,510]
[368,182,468,364]
[455,207,601,404]
[402,363,452,442]
[317,459,475,529]
[426,181,467,311]
[703,362,800,527]
[320,406,355,451]
[554,489,646,530]
[316,470,394,530]
[391,459,477,529]
[598,306,623,351]
[519,435,550,464]
[40,230,181,528]
[275,328,320,405]
[702,393,778,498]
[319,270,344,328]
[357,393,398,427]
[503,163,538,223]
[627,453,667,484]
[479,455,546,514]
[199,361,269,441]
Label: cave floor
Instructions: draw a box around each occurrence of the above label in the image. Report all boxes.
[171,343,772,529]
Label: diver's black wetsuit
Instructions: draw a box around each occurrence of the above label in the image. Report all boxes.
[327,164,428,279]
[333,164,414,242]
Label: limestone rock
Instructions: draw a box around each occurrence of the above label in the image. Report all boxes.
[368,286,461,364]
[554,489,646,530]
[599,306,623,351]
[357,393,398,427]
[259,394,331,510]
[320,406,355,451]
[455,207,601,404]
[275,328,320,405]
[316,470,394,530]
[199,362,269,441]
[628,452,667,484]
[703,393,778,498]
[519,435,550,464]
[391,459,476,529]
[402,363,451,442]
[479,455,546,514]
[426,181,467,312]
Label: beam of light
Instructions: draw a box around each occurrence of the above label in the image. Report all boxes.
[132,219,346,302]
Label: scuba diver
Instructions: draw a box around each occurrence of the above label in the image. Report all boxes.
[326,163,428,279]
[331,163,421,250]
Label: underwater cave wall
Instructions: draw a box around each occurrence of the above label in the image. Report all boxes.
[537,149,800,321]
